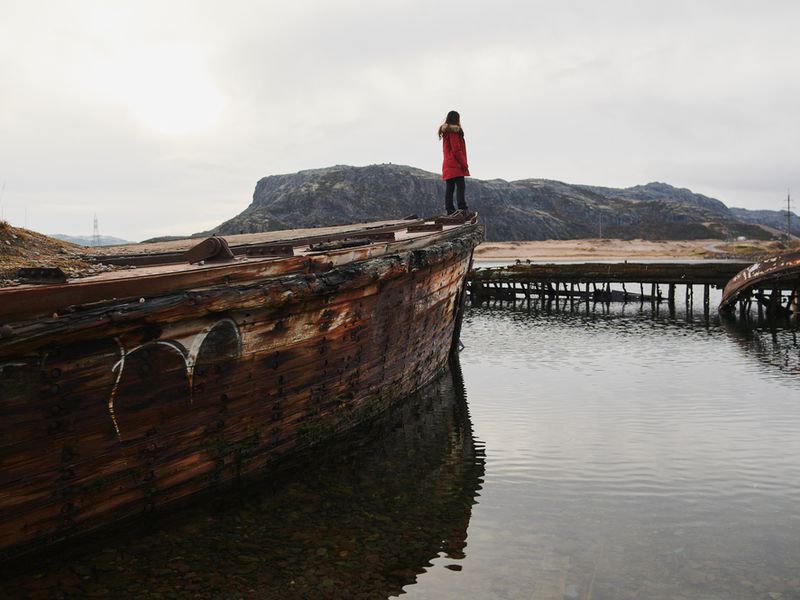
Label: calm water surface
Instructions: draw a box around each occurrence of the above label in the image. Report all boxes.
[2,305,800,599]
[432,307,800,600]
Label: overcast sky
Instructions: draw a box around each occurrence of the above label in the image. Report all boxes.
[1,0,798,240]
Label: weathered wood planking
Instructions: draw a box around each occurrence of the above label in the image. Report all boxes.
[0,359,484,598]
[719,250,800,313]
[470,262,751,287]
[0,223,483,559]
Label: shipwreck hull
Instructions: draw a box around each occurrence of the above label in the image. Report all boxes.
[0,223,482,559]
[719,249,800,316]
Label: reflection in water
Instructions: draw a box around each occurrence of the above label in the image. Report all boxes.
[721,313,800,378]
[0,360,484,599]
[440,307,800,600]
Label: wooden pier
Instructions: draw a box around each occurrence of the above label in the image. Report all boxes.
[467,262,750,316]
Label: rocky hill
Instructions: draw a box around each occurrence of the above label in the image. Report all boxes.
[729,207,800,238]
[208,164,798,242]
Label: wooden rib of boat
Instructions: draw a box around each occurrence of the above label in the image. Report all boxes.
[0,217,483,559]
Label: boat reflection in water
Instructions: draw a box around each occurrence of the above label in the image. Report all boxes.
[0,358,484,599]
[720,313,800,379]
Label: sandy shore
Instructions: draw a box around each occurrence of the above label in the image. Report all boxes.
[473,239,792,261]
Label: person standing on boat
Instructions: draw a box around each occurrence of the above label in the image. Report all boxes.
[438,110,471,216]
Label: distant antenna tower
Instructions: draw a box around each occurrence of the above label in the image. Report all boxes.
[92,214,101,247]
[787,189,793,241]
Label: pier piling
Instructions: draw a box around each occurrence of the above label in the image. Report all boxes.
[467,261,751,318]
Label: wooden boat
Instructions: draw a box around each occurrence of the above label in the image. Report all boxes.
[719,249,800,316]
[0,216,482,559]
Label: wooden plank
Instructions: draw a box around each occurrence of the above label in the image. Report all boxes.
[469,262,750,287]
[407,224,443,233]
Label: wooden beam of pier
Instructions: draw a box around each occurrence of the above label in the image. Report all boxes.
[469,262,750,287]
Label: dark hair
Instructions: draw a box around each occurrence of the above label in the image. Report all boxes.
[438,110,464,139]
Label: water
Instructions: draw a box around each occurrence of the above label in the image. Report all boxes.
[2,306,800,599]
[438,307,800,600]
[0,362,484,599]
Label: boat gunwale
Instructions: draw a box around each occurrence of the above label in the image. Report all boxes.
[92,220,425,265]
[0,223,481,323]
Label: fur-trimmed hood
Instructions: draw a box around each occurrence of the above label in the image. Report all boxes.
[438,123,463,137]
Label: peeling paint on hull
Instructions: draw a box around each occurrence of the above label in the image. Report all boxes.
[719,250,800,313]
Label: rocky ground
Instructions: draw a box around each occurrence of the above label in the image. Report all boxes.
[0,222,117,287]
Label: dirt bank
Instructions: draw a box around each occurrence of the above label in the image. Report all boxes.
[0,222,116,286]
[474,238,799,261]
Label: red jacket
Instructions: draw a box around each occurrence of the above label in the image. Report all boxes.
[440,125,470,180]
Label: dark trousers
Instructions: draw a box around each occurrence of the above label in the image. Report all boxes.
[444,177,467,213]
